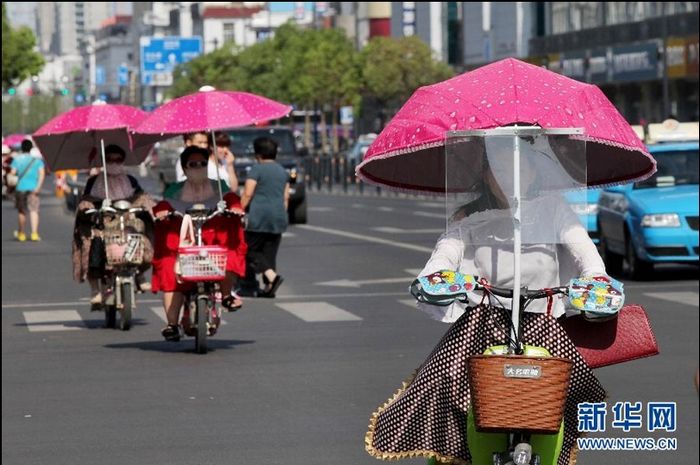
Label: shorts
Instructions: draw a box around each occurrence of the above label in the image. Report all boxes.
[15,191,40,214]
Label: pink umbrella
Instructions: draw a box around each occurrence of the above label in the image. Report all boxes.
[3,134,30,148]
[356,58,656,193]
[131,86,292,147]
[33,103,152,171]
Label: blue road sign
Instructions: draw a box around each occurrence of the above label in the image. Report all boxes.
[118,65,129,86]
[95,65,106,86]
[140,36,203,86]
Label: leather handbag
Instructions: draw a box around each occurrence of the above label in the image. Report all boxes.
[560,305,659,368]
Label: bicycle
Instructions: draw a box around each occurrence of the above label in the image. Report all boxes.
[85,200,151,331]
[412,271,624,465]
[164,203,241,354]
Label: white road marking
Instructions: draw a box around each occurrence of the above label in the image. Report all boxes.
[372,227,443,234]
[398,299,417,308]
[316,277,413,288]
[3,299,161,309]
[23,310,86,332]
[150,306,227,324]
[642,291,699,307]
[295,224,432,253]
[282,231,296,238]
[377,206,395,212]
[309,206,333,212]
[413,211,444,219]
[418,202,443,209]
[404,268,423,276]
[275,302,362,322]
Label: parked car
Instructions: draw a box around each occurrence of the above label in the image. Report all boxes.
[597,121,699,278]
[564,188,602,244]
[228,126,308,224]
[344,133,377,166]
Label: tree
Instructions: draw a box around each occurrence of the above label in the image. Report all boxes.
[2,3,45,91]
[303,28,360,152]
[169,43,247,98]
[359,35,454,129]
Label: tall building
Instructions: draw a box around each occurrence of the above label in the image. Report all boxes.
[530,2,699,122]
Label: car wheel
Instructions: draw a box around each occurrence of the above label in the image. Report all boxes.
[289,198,307,224]
[599,232,623,276]
[625,237,653,280]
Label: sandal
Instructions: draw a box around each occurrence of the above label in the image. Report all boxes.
[161,324,181,342]
[222,295,243,312]
[260,275,284,298]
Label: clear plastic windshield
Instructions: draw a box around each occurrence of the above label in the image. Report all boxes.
[444,129,589,283]
[444,129,589,345]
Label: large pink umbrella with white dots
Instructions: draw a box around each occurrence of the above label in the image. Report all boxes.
[33,103,152,171]
[130,86,292,148]
[356,58,656,193]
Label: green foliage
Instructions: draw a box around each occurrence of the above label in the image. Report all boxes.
[359,35,454,105]
[169,25,454,138]
[2,3,45,90]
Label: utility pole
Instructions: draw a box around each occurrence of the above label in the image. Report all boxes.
[661,2,670,118]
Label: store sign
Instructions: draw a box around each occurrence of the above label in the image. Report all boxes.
[561,51,586,80]
[611,42,659,82]
[687,36,699,77]
[547,53,562,74]
[666,37,687,78]
[588,48,609,83]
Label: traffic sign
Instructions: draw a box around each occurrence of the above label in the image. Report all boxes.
[140,36,203,86]
[118,65,129,86]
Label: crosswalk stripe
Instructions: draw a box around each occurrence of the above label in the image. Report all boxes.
[275,302,362,322]
[150,306,228,324]
[23,310,86,332]
[398,299,417,308]
[643,292,699,307]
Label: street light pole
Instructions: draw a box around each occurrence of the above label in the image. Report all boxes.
[661,2,670,119]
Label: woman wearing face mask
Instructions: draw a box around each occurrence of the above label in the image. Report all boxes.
[151,146,247,341]
[72,144,155,308]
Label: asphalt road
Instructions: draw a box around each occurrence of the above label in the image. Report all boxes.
[2,188,698,465]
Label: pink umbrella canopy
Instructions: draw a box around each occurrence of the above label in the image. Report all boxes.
[3,134,30,148]
[131,87,293,147]
[357,58,656,193]
[33,103,152,171]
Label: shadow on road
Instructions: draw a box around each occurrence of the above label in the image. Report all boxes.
[103,338,256,353]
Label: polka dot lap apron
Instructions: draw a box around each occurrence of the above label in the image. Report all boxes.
[366,305,605,465]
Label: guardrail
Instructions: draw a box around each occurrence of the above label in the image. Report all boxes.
[302,153,422,197]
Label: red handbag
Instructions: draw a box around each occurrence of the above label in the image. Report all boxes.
[560,305,659,368]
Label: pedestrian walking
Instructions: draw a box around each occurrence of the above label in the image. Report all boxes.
[174,132,238,189]
[10,139,45,242]
[240,137,289,297]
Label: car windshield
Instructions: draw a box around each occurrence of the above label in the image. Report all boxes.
[635,150,699,188]
[228,129,296,157]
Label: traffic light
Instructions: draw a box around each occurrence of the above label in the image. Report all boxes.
[8,87,16,96]
[61,88,70,96]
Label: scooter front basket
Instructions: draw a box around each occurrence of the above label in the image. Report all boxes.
[467,355,572,434]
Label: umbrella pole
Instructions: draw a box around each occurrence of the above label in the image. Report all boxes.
[210,129,223,203]
[511,132,521,353]
[100,138,110,203]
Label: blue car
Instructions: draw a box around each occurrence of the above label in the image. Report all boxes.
[565,188,602,244]
[597,141,699,278]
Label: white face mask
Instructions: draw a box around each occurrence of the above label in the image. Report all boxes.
[106,163,125,176]
[186,167,208,183]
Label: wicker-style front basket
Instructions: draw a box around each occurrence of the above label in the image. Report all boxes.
[467,355,573,434]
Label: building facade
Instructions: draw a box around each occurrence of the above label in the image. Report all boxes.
[530,2,699,123]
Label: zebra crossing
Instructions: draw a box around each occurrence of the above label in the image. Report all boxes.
[13,289,699,333]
